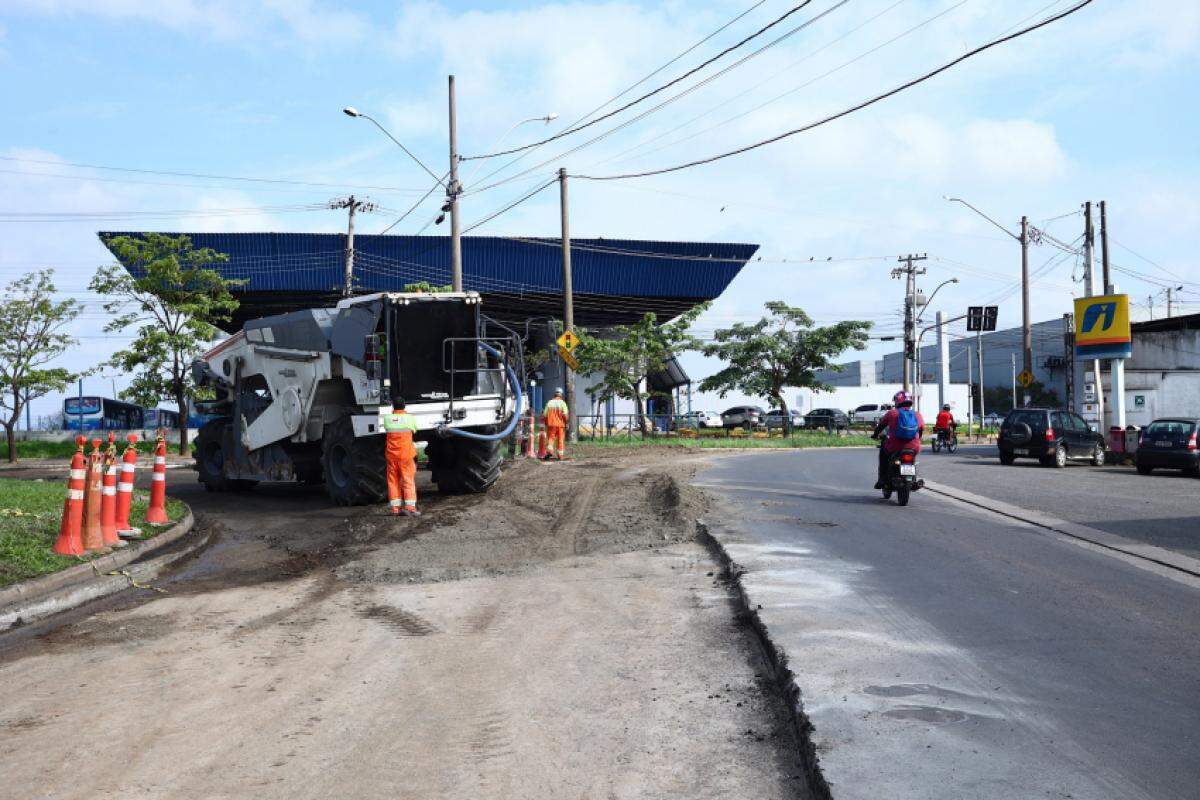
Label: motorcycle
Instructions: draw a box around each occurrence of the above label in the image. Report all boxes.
[876,435,924,506]
[931,425,958,454]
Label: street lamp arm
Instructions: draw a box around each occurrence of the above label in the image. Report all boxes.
[915,278,959,324]
[944,196,1020,241]
[352,111,445,188]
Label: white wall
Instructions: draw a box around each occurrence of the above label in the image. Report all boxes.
[794,383,971,418]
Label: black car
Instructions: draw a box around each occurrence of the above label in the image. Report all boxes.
[998,408,1106,467]
[804,408,850,431]
[1135,418,1199,476]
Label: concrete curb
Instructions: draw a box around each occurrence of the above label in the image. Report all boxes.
[0,508,205,630]
[695,520,833,800]
[924,482,1200,578]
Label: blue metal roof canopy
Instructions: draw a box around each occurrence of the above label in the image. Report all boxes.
[99,232,757,330]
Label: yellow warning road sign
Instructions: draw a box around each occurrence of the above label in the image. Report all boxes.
[558,345,579,371]
[556,330,580,353]
[1017,369,1035,389]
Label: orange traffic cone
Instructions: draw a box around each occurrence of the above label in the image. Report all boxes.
[82,438,106,552]
[525,411,537,458]
[115,433,139,538]
[537,427,548,459]
[52,435,88,557]
[145,430,169,525]
[100,441,124,547]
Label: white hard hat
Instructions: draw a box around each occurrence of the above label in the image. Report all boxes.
[554,387,563,395]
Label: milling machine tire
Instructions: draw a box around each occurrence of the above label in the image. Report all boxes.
[195,418,259,493]
[322,417,386,506]
[426,435,503,494]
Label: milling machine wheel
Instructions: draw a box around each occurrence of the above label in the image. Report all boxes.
[322,417,386,506]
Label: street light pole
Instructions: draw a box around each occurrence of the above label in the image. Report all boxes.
[1020,215,1032,405]
[447,75,463,292]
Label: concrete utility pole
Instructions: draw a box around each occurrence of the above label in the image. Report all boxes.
[893,254,927,393]
[1167,287,1175,318]
[1020,215,1033,405]
[976,330,985,425]
[330,195,376,297]
[1063,312,1075,410]
[558,168,577,442]
[1082,201,1104,428]
[447,75,463,292]
[1100,200,1111,293]
[936,311,949,411]
[1148,295,1155,320]
[965,342,974,439]
[1011,353,1017,410]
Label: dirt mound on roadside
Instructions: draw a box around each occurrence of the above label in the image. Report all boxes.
[335,455,710,585]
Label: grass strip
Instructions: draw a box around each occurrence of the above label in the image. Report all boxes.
[0,477,187,588]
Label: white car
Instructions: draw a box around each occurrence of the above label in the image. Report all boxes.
[851,403,893,425]
[690,411,721,428]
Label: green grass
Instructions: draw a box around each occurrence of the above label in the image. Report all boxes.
[0,478,187,588]
[573,431,872,450]
[8,439,187,461]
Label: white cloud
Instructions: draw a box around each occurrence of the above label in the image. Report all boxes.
[5,0,370,46]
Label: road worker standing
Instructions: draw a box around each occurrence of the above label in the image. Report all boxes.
[383,397,420,516]
[543,387,569,461]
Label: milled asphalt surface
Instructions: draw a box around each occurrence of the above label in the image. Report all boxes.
[696,448,1200,800]
[918,443,1200,557]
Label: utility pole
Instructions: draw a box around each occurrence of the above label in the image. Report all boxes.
[447,75,463,292]
[936,311,949,412]
[1100,200,1111,293]
[965,342,974,439]
[558,168,576,442]
[1011,353,1017,411]
[1167,287,1174,318]
[1148,295,1155,320]
[1020,215,1033,405]
[1082,201,1104,428]
[330,195,376,297]
[1063,312,1075,410]
[892,254,927,393]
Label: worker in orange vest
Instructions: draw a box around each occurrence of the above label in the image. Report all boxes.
[383,397,420,516]
[543,387,569,461]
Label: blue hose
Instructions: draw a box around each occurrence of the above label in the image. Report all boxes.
[439,341,523,442]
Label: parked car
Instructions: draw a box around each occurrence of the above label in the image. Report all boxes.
[721,405,765,431]
[1135,418,1199,476]
[690,410,722,429]
[763,409,805,430]
[997,408,1106,467]
[804,408,850,431]
[850,403,892,425]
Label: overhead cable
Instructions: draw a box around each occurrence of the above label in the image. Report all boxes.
[572,0,1097,182]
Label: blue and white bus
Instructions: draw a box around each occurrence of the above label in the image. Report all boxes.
[63,397,145,431]
[143,408,181,431]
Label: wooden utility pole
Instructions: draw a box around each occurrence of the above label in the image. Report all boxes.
[448,75,463,291]
[558,168,576,442]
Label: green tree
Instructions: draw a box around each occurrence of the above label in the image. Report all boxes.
[699,302,871,434]
[983,379,1059,417]
[91,234,242,456]
[0,270,84,462]
[574,305,709,431]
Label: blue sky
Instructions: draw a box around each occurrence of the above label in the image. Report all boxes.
[1,0,1198,420]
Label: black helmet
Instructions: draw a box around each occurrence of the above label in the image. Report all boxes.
[942,404,951,411]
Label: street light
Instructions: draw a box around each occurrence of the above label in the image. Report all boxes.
[915,277,959,324]
[911,277,958,412]
[342,106,445,188]
[463,112,559,185]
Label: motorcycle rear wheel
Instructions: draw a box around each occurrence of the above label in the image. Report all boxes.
[897,486,910,506]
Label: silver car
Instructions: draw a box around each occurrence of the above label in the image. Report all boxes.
[721,405,765,431]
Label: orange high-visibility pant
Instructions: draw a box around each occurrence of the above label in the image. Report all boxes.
[546,425,566,458]
[385,434,417,509]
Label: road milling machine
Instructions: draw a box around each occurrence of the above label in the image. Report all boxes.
[191,291,522,505]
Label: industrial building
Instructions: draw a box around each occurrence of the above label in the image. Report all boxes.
[818,312,1200,427]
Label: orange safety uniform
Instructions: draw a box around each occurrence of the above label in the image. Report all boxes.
[544,396,569,459]
[383,408,419,513]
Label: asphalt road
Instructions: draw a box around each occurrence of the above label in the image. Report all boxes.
[919,443,1200,557]
[696,449,1200,800]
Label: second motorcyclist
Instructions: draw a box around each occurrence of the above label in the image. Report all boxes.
[872,390,924,489]
[934,403,956,446]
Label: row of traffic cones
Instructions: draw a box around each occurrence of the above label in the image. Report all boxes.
[52,431,170,557]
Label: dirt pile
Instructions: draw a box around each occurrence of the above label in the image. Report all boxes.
[335,454,710,585]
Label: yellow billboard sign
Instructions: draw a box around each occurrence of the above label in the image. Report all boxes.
[1074,294,1131,359]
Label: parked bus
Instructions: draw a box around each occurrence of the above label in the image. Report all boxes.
[63,397,144,431]
[143,408,180,431]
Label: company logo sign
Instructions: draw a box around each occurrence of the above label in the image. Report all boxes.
[1074,294,1131,359]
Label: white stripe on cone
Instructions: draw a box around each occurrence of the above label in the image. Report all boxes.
[154,456,166,465]
[151,473,165,482]
[121,464,135,473]
[70,469,86,479]
[117,484,133,493]
[68,489,84,500]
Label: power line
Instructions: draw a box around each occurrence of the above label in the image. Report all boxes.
[572,0,1097,181]
[0,155,426,193]
[463,0,820,162]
